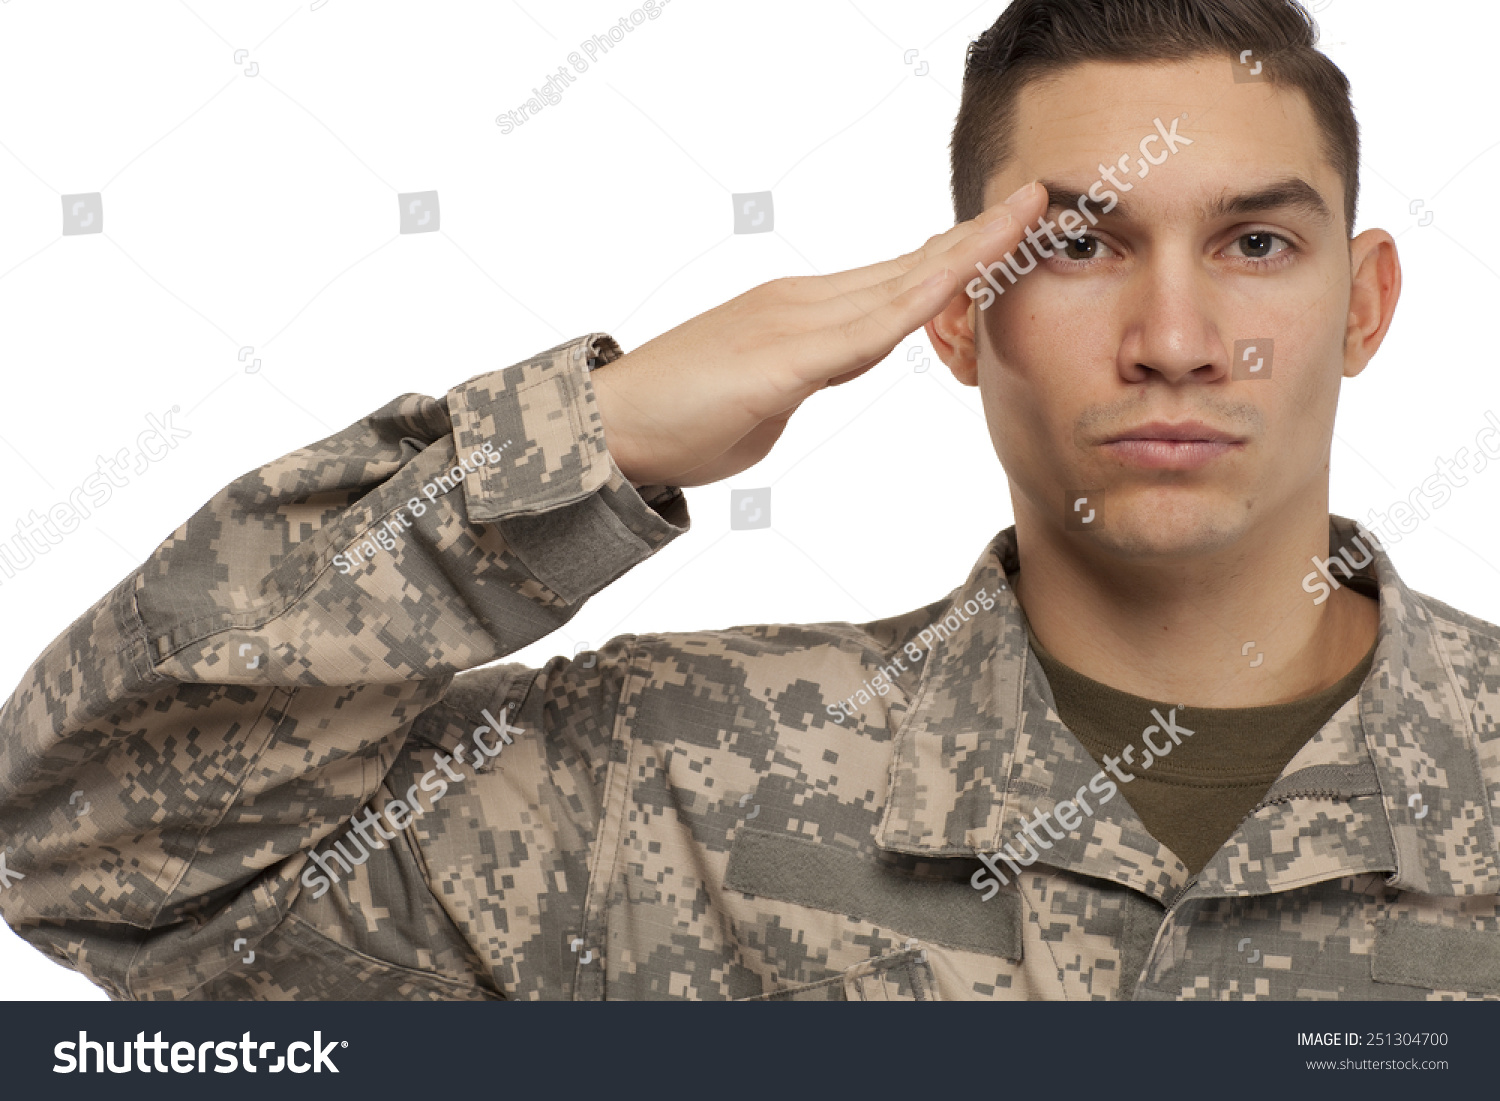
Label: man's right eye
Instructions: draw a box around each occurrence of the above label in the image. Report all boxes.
[1060,233,1109,261]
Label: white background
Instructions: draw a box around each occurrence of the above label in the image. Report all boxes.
[1,0,1496,999]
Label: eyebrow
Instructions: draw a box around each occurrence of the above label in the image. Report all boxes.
[1041,176,1334,229]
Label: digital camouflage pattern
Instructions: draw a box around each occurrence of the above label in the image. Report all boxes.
[2,332,1499,1000]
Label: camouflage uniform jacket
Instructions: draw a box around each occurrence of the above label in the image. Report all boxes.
[2,332,1499,1001]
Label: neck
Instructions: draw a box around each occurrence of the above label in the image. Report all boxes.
[1010,498,1379,707]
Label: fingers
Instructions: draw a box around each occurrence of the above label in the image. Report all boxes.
[776,186,1047,386]
[800,186,1047,346]
[596,183,1052,486]
[807,182,1048,303]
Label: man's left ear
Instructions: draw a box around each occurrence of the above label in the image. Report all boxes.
[927,289,981,387]
[1343,229,1401,379]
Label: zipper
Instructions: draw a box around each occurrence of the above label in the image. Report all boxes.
[1166,872,1198,911]
[1131,872,1197,1000]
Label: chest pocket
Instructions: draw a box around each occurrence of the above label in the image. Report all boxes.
[723,827,1025,1000]
[1371,918,1500,998]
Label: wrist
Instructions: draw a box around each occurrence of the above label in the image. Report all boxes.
[589,366,648,487]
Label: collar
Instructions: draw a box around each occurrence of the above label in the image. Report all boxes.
[874,516,1500,902]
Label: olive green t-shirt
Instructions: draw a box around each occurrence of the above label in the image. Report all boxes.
[1026,626,1376,876]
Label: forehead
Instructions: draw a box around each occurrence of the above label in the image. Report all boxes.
[989,58,1338,221]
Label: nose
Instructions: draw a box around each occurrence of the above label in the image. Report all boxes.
[1115,255,1229,386]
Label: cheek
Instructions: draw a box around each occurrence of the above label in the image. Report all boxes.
[1261,324,1347,458]
[1263,359,1342,482]
[978,291,1103,420]
[975,295,1096,476]
[980,277,1110,372]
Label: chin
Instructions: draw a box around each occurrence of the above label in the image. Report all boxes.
[1081,492,1248,560]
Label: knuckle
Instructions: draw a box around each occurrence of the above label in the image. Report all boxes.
[763,274,810,302]
[896,247,928,275]
[874,267,911,301]
[835,312,864,350]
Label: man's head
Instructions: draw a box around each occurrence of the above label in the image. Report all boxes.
[950,0,1361,235]
[930,0,1400,564]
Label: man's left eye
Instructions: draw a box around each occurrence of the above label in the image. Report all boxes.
[1231,232,1290,259]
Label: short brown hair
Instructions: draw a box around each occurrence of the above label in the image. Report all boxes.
[950,0,1359,234]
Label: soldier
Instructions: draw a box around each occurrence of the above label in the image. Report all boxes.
[3,0,1498,1001]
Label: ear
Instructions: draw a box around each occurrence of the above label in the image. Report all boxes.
[1343,229,1401,380]
[927,286,981,388]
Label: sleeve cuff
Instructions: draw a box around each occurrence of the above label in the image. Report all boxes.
[445,333,689,603]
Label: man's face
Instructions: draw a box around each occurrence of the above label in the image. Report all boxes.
[954,58,1380,559]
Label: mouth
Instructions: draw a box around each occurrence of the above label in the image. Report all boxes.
[1099,421,1247,470]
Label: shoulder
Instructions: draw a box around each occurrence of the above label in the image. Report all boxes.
[616,594,958,736]
[1418,590,1500,644]
[1411,589,1500,718]
[630,594,954,674]
[1416,590,1500,663]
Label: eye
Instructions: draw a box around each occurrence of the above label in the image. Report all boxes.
[1226,231,1292,261]
[1058,233,1116,262]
